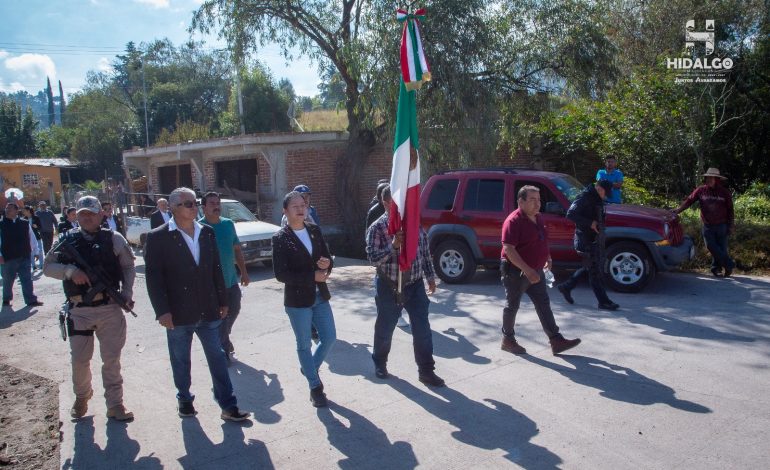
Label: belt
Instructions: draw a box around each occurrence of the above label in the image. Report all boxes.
[68,292,110,308]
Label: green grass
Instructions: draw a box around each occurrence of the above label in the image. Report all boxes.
[297,110,348,132]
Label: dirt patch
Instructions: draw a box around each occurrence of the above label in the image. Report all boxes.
[0,364,59,469]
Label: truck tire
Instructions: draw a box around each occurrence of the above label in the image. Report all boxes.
[604,241,655,293]
[433,240,477,284]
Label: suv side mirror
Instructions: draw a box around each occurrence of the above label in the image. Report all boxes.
[544,202,566,215]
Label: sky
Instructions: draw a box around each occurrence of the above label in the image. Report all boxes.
[0,0,321,98]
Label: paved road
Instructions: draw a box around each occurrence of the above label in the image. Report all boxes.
[1,257,768,469]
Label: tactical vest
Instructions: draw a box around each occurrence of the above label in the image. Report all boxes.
[58,229,123,299]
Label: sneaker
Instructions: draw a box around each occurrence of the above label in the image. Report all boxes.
[26,301,44,307]
[501,336,527,355]
[221,406,250,422]
[556,284,574,304]
[310,384,328,407]
[70,390,93,419]
[177,401,197,418]
[418,371,446,387]
[106,404,134,421]
[374,363,389,379]
[396,315,409,328]
[550,335,582,355]
[598,301,619,311]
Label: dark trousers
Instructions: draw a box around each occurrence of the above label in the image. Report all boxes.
[703,223,734,271]
[41,232,54,255]
[219,285,242,352]
[1,257,37,304]
[561,244,612,304]
[502,267,560,339]
[372,276,435,373]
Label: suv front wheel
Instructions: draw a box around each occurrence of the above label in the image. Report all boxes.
[604,241,655,293]
[433,240,477,284]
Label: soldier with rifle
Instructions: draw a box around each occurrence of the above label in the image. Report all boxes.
[556,179,619,311]
[44,195,137,421]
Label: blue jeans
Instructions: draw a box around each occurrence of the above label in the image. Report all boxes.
[166,319,237,410]
[702,223,734,271]
[285,291,336,389]
[219,285,242,352]
[372,277,435,373]
[1,257,37,304]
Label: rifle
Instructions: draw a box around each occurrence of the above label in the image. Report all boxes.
[58,241,138,317]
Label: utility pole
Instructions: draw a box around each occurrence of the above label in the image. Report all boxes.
[235,70,245,136]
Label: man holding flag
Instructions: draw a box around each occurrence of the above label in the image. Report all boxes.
[365,8,444,387]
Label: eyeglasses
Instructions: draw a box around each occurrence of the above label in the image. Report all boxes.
[177,200,199,208]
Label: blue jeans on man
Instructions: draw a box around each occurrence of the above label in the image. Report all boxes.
[372,277,435,373]
[285,291,336,389]
[2,257,38,305]
[703,223,734,273]
[166,319,237,410]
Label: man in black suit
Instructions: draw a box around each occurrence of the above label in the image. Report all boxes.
[150,198,172,229]
[101,201,125,236]
[144,187,249,422]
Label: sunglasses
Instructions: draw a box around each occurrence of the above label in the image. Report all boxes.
[177,200,199,208]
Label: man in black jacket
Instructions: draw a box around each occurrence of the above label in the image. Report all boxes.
[557,180,619,310]
[0,202,43,307]
[145,187,249,421]
[149,198,172,229]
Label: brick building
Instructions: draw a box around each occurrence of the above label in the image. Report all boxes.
[122,132,392,228]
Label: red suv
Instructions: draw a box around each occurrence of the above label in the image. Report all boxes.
[420,168,695,293]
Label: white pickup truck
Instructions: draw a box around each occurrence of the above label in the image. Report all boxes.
[125,198,281,266]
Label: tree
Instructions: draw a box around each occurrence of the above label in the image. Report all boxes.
[45,77,55,127]
[58,80,66,123]
[0,98,38,157]
[219,64,292,135]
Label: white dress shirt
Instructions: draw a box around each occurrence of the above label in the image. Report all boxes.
[168,217,202,265]
[106,216,117,232]
[162,211,171,224]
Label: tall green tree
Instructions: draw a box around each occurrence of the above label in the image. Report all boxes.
[0,98,38,157]
[219,64,292,135]
[45,77,55,127]
[58,80,66,123]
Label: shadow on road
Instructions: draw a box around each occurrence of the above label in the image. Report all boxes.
[178,417,273,469]
[228,361,283,425]
[0,303,45,330]
[317,401,418,469]
[524,354,711,413]
[615,309,755,342]
[431,327,491,365]
[63,418,162,470]
[385,376,562,469]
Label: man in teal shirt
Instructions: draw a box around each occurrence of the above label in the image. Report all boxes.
[596,155,624,204]
[200,192,250,361]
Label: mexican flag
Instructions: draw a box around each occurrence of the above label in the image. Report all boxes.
[389,8,431,272]
[388,80,421,272]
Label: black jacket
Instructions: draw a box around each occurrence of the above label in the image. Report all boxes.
[102,214,125,236]
[150,210,171,229]
[566,185,606,252]
[272,223,333,308]
[144,222,227,325]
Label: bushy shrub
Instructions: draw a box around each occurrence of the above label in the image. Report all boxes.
[734,195,770,222]
[622,177,672,208]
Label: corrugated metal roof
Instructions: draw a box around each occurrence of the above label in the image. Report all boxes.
[0,158,74,167]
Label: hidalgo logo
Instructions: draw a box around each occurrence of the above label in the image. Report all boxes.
[667,19,733,71]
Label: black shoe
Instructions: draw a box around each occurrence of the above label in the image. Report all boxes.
[557,284,574,304]
[178,401,197,418]
[221,406,250,422]
[598,301,620,311]
[2,301,10,307]
[374,364,389,379]
[310,385,328,407]
[418,371,446,387]
[710,267,722,277]
[723,266,733,278]
[26,301,44,307]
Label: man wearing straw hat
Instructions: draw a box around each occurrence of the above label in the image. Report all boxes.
[673,168,735,277]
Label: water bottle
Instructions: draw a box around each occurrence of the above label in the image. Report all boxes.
[544,268,555,288]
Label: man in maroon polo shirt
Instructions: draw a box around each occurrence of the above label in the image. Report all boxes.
[500,185,582,355]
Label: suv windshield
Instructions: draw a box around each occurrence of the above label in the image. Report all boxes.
[222,201,258,222]
[551,175,585,203]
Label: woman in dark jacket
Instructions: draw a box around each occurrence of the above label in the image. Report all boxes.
[272,191,336,407]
